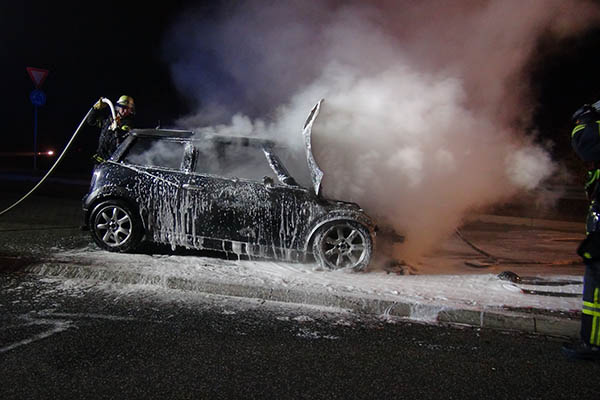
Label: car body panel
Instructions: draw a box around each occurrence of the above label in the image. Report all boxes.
[302,99,325,197]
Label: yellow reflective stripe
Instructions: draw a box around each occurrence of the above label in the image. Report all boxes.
[583,289,600,345]
[121,125,131,132]
[586,170,600,186]
[583,300,600,309]
[572,124,586,137]
[92,154,105,163]
[583,310,600,318]
[582,306,600,317]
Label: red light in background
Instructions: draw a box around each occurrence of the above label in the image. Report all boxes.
[35,150,55,156]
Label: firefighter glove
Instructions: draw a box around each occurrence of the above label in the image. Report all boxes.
[92,154,105,163]
[577,232,600,261]
[93,98,107,110]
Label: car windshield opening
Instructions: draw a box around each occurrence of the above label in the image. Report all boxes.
[193,140,278,182]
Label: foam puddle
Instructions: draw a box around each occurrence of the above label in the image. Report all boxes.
[30,248,583,314]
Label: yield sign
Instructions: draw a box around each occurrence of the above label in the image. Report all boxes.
[26,67,49,88]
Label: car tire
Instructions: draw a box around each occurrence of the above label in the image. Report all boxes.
[89,200,143,252]
[312,221,372,271]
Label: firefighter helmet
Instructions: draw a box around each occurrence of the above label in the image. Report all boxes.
[116,95,135,114]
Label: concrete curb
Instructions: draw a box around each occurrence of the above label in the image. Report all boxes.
[26,262,580,339]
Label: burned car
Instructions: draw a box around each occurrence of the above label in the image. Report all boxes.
[82,101,376,270]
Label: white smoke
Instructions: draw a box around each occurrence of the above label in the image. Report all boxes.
[164,0,600,262]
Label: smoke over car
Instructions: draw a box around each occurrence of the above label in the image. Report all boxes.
[162,0,600,264]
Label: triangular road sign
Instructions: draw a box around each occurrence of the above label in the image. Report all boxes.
[26,67,49,88]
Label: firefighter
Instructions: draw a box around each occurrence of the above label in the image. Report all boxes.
[87,95,135,163]
[562,102,600,360]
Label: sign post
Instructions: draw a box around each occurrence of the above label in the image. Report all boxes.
[26,67,49,171]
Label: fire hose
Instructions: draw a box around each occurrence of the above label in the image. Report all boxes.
[0,98,116,217]
[455,228,580,266]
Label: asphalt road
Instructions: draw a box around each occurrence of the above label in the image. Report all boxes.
[1,273,599,400]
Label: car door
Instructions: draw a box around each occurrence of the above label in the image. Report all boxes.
[186,138,319,255]
[179,174,266,243]
[185,139,273,245]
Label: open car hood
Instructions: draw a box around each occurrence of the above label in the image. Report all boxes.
[303,99,325,197]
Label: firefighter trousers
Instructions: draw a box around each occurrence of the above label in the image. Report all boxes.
[582,261,600,346]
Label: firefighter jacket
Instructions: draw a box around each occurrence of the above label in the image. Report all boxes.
[572,113,600,347]
[87,108,134,161]
[572,116,600,254]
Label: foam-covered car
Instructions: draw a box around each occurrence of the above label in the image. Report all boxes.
[82,101,376,270]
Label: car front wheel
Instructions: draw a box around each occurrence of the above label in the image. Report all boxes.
[89,200,143,252]
[312,221,372,271]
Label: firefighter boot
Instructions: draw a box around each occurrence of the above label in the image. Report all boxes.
[561,341,600,361]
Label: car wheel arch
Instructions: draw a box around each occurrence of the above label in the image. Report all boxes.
[87,195,146,232]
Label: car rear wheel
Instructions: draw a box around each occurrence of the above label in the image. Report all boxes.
[89,200,143,252]
[312,221,372,271]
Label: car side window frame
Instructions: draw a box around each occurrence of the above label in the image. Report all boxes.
[112,135,135,162]
[119,136,188,172]
[182,141,194,173]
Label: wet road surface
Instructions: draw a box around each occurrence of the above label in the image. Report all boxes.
[1,273,599,399]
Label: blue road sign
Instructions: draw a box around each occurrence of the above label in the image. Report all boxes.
[30,89,46,107]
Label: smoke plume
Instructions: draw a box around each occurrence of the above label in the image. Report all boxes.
[163,0,600,263]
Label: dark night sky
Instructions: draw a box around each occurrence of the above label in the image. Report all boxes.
[3,1,201,161]
[4,1,600,173]
[529,24,600,166]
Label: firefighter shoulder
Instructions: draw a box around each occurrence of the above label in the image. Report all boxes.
[571,104,600,162]
[87,98,110,128]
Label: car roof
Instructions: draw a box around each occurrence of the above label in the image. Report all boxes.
[131,129,194,138]
[130,129,276,148]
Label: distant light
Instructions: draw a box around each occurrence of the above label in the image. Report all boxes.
[47,150,55,156]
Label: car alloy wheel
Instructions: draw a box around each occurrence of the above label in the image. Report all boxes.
[313,221,372,271]
[90,200,142,252]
